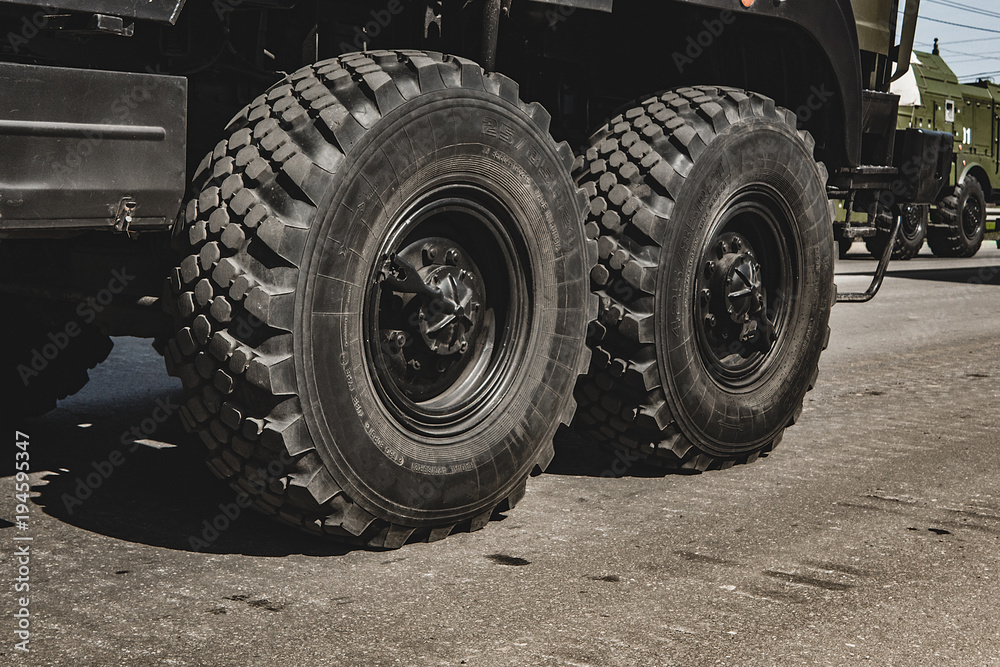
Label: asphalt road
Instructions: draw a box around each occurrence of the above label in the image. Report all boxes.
[3,244,1000,666]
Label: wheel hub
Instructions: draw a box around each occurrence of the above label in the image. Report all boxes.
[696,230,777,377]
[375,238,488,403]
[366,189,529,423]
[900,205,920,240]
[417,264,480,356]
[710,247,762,325]
[962,196,982,239]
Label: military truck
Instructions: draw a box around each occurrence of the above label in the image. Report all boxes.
[0,0,949,548]
[897,47,1000,257]
[847,46,1000,260]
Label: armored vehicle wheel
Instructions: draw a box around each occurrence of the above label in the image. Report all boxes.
[163,51,593,548]
[929,177,986,258]
[865,204,927,261]
[572,87,834,470]
[1,298,113,418]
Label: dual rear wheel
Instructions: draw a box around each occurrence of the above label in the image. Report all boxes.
[165,59,833,545]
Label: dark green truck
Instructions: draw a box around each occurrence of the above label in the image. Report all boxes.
[845,46,1000,260]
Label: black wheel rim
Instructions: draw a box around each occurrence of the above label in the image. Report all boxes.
[365,185,531,435]
[962,193,983,239]
[900,205,923,241]
[693,186,797,389]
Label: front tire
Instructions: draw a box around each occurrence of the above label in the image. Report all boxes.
[572,87,834,470]
[164,51,593,547]
[929,177,986,258]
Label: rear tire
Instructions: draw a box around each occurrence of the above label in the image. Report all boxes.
[865,204,927,261]
[929,177,986,258]
[163,51,593,548]
[1,298,112,417]
[572,87,834,470]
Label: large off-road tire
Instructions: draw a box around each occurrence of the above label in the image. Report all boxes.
[1,298,113,417]
[928,177,986,258]
[572,86,835,470]
[865,204,927,261]
[163,51,593,548]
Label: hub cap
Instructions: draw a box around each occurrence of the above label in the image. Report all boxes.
[900,205,922,241]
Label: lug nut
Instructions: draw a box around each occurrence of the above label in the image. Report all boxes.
[706,314,717,327]
[445,249,459,265]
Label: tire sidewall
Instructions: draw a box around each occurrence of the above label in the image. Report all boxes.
[654,119,833,455]
[959,179,986,250]
[296,91,587,525]
[895,204,927,259]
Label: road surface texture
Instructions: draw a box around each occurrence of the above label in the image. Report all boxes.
[3,245,999,666]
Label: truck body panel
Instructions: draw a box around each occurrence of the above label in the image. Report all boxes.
[895,50,1000,201]
[0,63,186,236]
[0,0,186,24]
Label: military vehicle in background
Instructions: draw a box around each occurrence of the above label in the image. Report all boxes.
[0,0,950,548]
[844,44,1000,260]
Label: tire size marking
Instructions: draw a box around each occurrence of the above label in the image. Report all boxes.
[340,352,357,393]
[482,116,515,144]
[340,351,402,465]
[342,333,408,468]
[477,137,562,253]
[364,419,405,467]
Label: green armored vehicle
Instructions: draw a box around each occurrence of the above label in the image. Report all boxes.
[0,0,949,547]
[851,46,1000,260]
